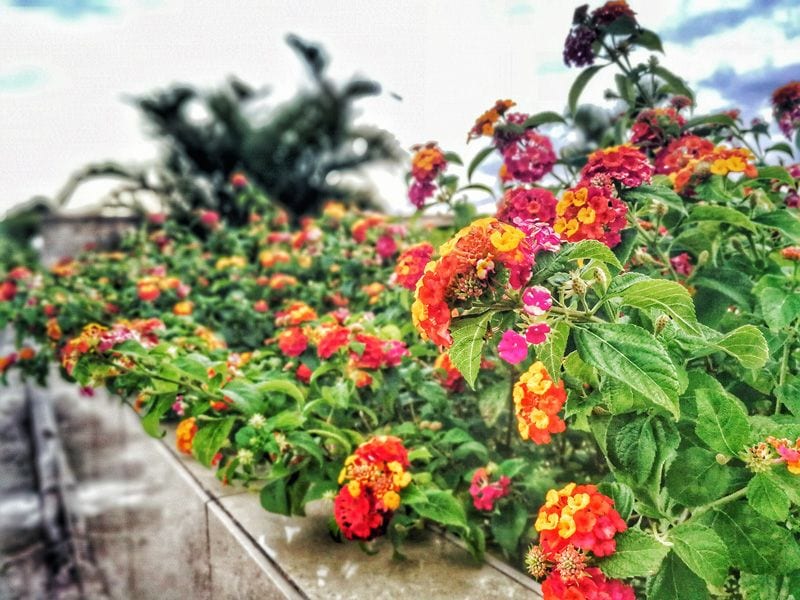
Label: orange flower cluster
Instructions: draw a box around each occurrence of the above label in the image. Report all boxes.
[513,361,566,445]
[534,483,627,558]
[275,301,317,326]
[334,436,412,540]
[258,249,291,269]
[433,352,464,392]
[554,183,628,248]
[654,134,714,174]
[393,242,435,291]
[408,144,447,208]
[581,144,653,187]
[352,214,387,244]
[468,99,516,140]
[176,417,198,454]
[668,144,757,193]
[412,218,535,346]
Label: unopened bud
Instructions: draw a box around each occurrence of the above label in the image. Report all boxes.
[654,314,670,335]
[593,267,608,290]
[697,250,710,267]
[571,275,587,296]
[652,200,668,217]
[715,453,731,465]
[428,421,443,432]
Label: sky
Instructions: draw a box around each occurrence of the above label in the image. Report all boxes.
[1,0,799,217]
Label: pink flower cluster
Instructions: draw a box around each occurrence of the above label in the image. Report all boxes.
[497,286,554,364]
[469,467,511,511]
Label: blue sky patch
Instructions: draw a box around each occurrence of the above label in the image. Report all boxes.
[7,0,115,19]
[0,67,46,92]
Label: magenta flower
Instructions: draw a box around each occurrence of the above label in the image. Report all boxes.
[469,467,511,511]
[498,330,528,364]
[375,235,398,259]
[669,252,694,277]
[522,286,553,316]
[525,323,551,345]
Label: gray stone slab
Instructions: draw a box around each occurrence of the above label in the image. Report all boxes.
[216,493,540,600]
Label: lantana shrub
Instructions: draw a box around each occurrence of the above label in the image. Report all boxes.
[2,1,800,597]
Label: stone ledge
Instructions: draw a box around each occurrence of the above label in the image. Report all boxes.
[158,430,542,599]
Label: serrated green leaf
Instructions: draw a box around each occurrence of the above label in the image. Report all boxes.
[413,490,468,531]
[747,473,790,521]
[695,388,751,456]
[490,503,528,555]
[709,502,800,574]
[669,523,730,586]
[665,446,731,506]
[751,166,795,187]
[566,239,623,270]
[617,278,698,334]
[753,210,800,242]
[606,415,657,484]
[599,529,669,578]
[708,324,768,369]
[647,552,710,600]
[689,205,756,232]
[758,285,800,331]
[574,323,680,418]
[448,311,494,388]
[192,417,235,467]
[622,184,686,216]
[534,320,569,381]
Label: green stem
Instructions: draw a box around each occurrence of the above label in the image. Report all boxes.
[776,329,796,415]
[690,487,747,519]
[549,305,604,323]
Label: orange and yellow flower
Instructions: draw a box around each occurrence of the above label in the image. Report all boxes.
[513,361,566,445]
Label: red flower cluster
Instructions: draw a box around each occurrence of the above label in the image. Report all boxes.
[277,327,308,357]
[469,467,511,511]
[408,143,447,209]
[654,135,714,175]
[316,324,351,359]
[669,144,757,193]
[392,242,435,291]
[334,436,412,540]
[554,183,628,248]
[496,187,558,226]
[534,483,627,557]
[772,81,800,138]
[541,567,635,600]
[412,218,536,346]
[61,319,164,375]
[513,361,567,445]
[349,333,408,369]
[630,107,686,149]
[581,144,653,188]
[500,130,557,184]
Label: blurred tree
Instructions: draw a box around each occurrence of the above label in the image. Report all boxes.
[132,34,401,224]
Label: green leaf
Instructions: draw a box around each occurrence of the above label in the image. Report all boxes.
[765,142,796,157]
[257,379,306,405]
[565,239,623,270]
[612,227,639,267]
[665,446,732,506]
[597,481,634,520]
[606,415,657,484]
[448,311,494,388]
[467,147,496,182]
[574,323,680,418]
[490,503,528,555]
[751,166,795,187]
[669,523,730,586]
[534,320,570,381]
[646,552,710,600]
[632,28,664,52]
[523,111,566,128]
[753,210,800,242]
[617,278,698,334]
[443,151,463,166]
[599,529,670,578]
[568,64,606,116]
[192,417,235,467]
[413,490,468,531]
[758,285,800,331]
[682,113,737,131]
[708,324,768,369]
[689,205,756,232]
[653,65,695,101]
[740,573,800,600]
[222,379,264,414]
[709,502,800,574]
[692,269,754,311]
[400,483,428,506]
[260,477,290,516]
[747,473,790,521]
[141,396,173,438]
[695,388,751,456]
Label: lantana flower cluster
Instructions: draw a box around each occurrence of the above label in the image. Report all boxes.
[513,361,567,444]
[772,81,800,139]
[392,242,435,291]
[666,144,758,193]
[408,143,448,209]
[469,467,511,511]
[563,1,637,68]
[767,436,800,475]
[554,182,628,248]
[334,436,412,540]
[630,107,686,149]
[411,217,537,346]
[526,483,632,599]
